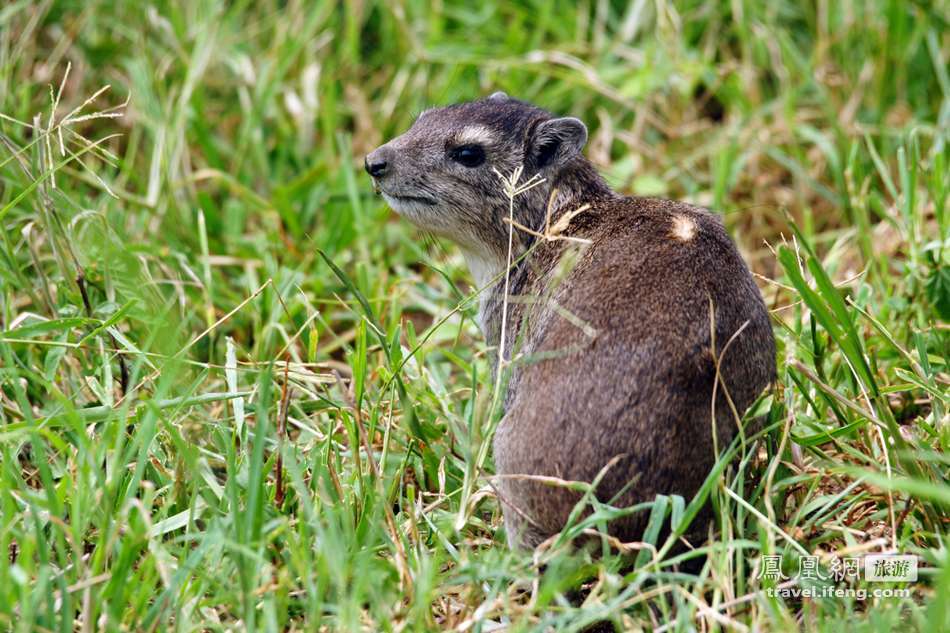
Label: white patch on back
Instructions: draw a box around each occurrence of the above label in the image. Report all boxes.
[455,125,495,146]
[671,214,697,242]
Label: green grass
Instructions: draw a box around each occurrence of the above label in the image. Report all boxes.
[0,0,948,630]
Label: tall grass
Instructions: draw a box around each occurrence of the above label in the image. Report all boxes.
[0,1,947,630]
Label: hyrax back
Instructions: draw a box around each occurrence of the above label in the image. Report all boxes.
[366,94,776,549]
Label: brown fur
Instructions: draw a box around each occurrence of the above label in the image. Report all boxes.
[366,95,776,548]
[492,197,775,547]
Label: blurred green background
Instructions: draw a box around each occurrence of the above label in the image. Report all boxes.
[1,1,947,631]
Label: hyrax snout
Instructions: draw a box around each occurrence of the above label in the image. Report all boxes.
[366,93,776,549]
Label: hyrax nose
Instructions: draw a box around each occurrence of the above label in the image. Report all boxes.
[364,146,392,178]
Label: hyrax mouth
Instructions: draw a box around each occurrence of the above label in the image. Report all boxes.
[381,191,437,206]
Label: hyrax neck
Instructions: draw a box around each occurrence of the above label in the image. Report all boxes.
[462,160,613,350]
[460,243,519,350]
[460,247,507,291]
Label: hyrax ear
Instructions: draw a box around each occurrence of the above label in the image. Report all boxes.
[488,91,509,101]
[527,117,588,169]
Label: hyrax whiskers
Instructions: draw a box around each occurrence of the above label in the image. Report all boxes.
[365,93,776,549]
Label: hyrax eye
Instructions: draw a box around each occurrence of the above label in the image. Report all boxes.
[449,144,486,168]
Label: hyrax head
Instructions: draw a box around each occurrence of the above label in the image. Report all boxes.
[365,93,589,254]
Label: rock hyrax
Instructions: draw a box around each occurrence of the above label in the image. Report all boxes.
[365,93,776,549]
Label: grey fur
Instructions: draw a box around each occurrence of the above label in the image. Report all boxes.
[366,96,776,549]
